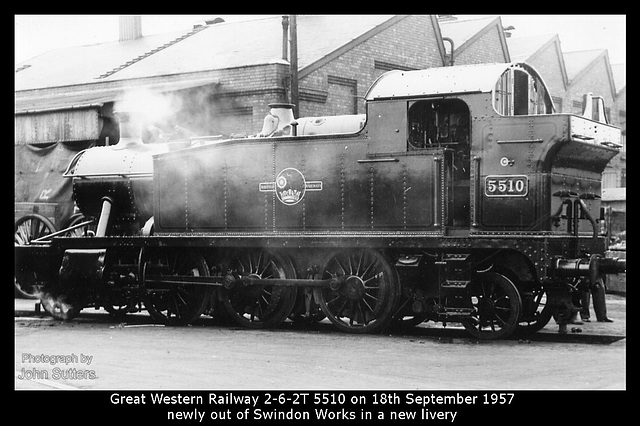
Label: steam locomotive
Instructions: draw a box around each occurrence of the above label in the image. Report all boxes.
[15,62,626,339]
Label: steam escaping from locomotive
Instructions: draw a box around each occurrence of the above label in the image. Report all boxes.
[115,89,183,130]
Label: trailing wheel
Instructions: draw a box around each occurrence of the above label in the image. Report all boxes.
[141,249,213,326]
[220,249,297,329]
[461,272,522,340]
[516,285,553,335]
[314,249,399,333]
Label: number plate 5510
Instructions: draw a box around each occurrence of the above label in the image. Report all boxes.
[484,175,529,197]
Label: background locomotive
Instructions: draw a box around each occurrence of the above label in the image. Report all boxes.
[15,62,625,339]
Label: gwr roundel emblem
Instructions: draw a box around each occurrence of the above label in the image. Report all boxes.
[259,167,323,206]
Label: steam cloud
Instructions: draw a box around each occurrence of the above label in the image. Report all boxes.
[115,88,183,124]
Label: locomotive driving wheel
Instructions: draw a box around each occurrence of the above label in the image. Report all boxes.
[220,249,297,329]
[314,249,399,334]
[461,272,522,340]
[141,249,213,326]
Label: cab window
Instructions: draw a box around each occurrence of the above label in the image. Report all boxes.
[494,67,552,116]
[407,99,470,150]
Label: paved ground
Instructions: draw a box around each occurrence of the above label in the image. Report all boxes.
[15,293,626,390]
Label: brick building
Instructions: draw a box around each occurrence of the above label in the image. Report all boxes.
[297,15,444,117]
[507,34,569,112]
[15,15,446,142]
[438,16,510,65]
[14,15,446,228]
[506,30,626,218]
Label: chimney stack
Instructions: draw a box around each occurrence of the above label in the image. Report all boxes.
[119,16,142,42]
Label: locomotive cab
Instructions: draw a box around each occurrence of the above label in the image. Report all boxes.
[365,62,621,237]
[406,98,471,227]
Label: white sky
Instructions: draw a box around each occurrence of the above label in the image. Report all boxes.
[14,14,626,66]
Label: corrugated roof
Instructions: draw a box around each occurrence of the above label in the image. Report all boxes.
[15,31,185,91]
[16,15,397,92]
[15,75,221,113]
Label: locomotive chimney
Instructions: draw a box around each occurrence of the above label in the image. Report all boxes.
[114,110,145,145]
[119,16,142,42]
[258,103,298,137]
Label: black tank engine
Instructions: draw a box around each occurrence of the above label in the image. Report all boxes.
[15,62,625,339]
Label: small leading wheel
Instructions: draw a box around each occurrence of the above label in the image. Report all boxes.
[15,214,57,299]
[314,249,399,334]
[220,249,297,329]
[142,249,213,326]
[461,272,522,340]
[104,289,140,319]
[63,213,96,237]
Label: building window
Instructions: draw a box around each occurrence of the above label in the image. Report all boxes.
[572,100,583,114]
[374,60,416,72]
[219,106,253,116]
[551,96,563,112]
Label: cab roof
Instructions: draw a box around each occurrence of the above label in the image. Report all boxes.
[364,62,550,100]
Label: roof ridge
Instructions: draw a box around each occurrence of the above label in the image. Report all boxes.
[95,25,207,80]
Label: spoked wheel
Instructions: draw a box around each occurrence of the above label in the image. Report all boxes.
[63,214,96,237]
[15,213,56,245]
[461,272,522,340]
[313,249,399,334]
[101,250,141,318]
[104,290,140,319]
[516,286,553,335]
[142,249,213,326]
[220,249,297,329]
[15,214,57,299]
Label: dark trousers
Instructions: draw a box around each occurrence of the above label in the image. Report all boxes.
[580,278,608,321]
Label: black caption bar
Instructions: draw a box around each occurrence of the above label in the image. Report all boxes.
[21,390,623,424]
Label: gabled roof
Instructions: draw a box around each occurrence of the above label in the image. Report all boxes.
[16,15,421,113]
[563,49,616,97]
[507,33,556,61]
[506,33,568,89]
[563,49,605,80]
[439,16,510,63]
[610,63,626,94]
[16,15,401,93]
